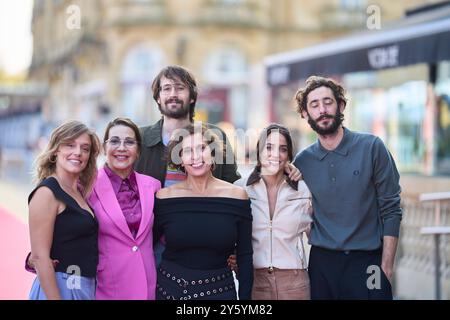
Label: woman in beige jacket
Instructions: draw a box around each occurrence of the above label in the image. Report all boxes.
[235,124,312,300]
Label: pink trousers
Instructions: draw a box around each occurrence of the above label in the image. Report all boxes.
[252,268,310,300]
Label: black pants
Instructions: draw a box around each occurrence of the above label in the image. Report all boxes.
[308,246,392,300]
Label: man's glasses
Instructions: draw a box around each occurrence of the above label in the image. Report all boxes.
[105,137,138,148]
[160,84,188,95]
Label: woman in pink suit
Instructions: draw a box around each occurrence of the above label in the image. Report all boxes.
[89,117,161,299]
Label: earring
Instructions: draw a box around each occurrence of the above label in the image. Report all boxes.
[49,155,57,163]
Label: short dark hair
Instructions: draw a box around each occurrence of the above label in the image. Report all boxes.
[103,117,142,153]
[294,76,347,118]
[151,65,198,122]
[166,123,224,173]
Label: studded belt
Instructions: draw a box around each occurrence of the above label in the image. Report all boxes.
[157,266,235,300]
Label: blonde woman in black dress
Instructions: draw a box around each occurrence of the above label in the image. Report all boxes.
[28,120,100,300]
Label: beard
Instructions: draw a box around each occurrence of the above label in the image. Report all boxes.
[307,110,344,136]
[159,98,190,119]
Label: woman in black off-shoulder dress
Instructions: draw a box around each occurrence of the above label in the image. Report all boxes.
[154,124,253,300]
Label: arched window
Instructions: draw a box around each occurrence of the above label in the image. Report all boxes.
[120,45,165,124]
[201,48,249,128]
[203,48,248,85]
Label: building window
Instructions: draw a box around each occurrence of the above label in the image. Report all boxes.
[202,48,249,128]
[217,0,243,5]
[203,48,248,84]
[340,0,366,10]
[120,45,165,124]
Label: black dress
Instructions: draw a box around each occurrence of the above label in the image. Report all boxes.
[28,177,99,278]
[154,197,253,300]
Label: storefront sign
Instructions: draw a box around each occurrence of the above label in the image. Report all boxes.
[367,45,399,69]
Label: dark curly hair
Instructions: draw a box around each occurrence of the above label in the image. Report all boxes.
[294,76,347,118]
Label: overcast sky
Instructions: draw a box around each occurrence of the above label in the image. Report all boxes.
[0,0,33,75]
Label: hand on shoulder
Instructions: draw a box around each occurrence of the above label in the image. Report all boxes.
[214,178,248,200]
[156,187,172,199]
[230,185,248,200]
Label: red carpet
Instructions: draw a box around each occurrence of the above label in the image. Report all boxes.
[0,207,34,299]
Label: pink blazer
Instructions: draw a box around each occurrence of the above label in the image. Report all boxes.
[88,167,161,300]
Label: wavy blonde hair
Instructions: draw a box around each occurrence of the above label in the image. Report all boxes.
[33,120,100,197]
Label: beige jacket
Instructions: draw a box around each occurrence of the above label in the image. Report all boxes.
[235,171,312,270]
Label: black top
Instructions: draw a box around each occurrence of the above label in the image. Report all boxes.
[154,197,253,299]
[28,177,98,277]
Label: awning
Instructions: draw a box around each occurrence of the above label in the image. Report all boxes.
[265,6,450,86]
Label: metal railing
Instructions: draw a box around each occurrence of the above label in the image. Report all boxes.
[397,193,450,299]
[419,192,450,300]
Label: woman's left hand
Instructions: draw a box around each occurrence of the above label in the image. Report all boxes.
[284,163,302,181]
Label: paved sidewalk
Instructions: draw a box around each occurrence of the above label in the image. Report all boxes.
[0,179,33,223]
